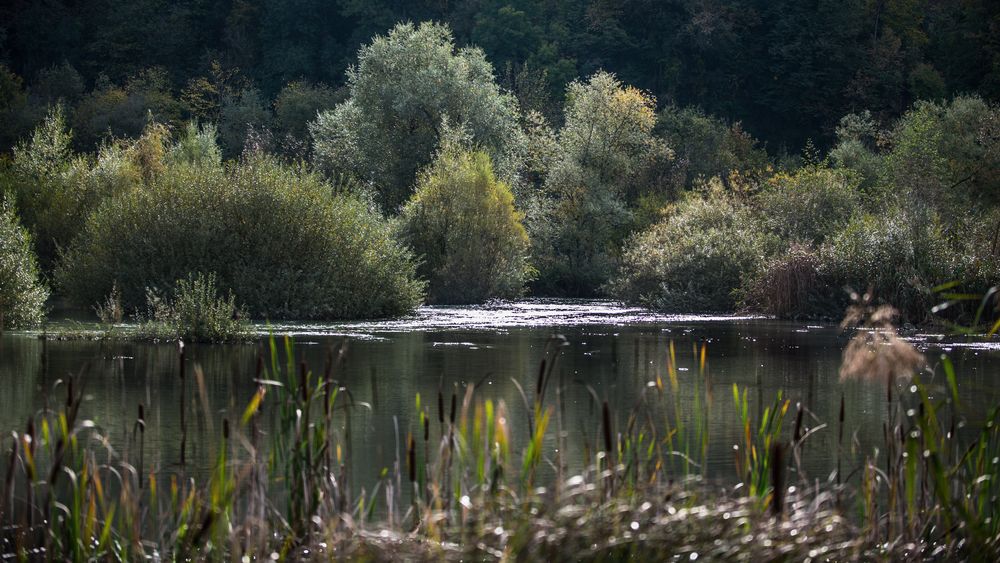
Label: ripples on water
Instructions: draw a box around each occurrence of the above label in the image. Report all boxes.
[3,299,999,490]
[268,299,765,336]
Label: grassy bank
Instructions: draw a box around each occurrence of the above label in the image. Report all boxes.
[1,322,998,560]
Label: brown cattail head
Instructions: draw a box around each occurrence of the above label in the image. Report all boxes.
[536,359,547,399]
[770,442,785,517]
[437,391,444,424]
[450,392,457,425]
[407,433,416,483]
[423,413,429,442]
[792,403,803,444]
[602,401,613,456]
[223,418,230,440]
[299,361,308,403]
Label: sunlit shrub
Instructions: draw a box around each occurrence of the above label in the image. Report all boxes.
[756,166,862,245]
[0,202,48,329]
[400,148,532,303]
[609,183,779,311]
[137,272,250,342]
[167,121,222,168]
[531,71,666,296]
[57,154,424,320]
[819,209,954,320]
[5,107,143,269]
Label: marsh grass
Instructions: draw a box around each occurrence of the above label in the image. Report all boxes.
[2,324,999,560]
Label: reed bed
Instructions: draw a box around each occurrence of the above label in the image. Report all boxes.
[1,326,998,561]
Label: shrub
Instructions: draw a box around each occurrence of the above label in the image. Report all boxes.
[819,209,954,321]
[57,154,424,320]
[273,81,342,156]
[740,244,838,318]
[608,183,778,312]
[400,148,532,304]
[167,121,223,168]
[755,166,862,245]
[71,69,186,151]
[137,273,250,342]
[0,203,48,329]
[218,87,271,157]
[6,108,144,270]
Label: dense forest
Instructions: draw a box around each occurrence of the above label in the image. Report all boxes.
[1,0,999,329]
[2,0,998,152]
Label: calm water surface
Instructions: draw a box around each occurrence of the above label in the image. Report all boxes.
[2,299,998,491]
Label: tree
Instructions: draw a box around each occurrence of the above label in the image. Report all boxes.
[400,147,532,304]
[273,81,342,157]
[655,105,769,190]
[310,22,526,211]
[532,71,666,295]
[0,202,48,329]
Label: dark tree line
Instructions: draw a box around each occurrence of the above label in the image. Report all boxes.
[1,0,997,152]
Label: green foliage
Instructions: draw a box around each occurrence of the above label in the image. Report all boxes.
[0,202,48,329]
[218,87,271,157]
[70,68,185,151]
[5,107,143,270]
[310,22,526,211]
[532,71,665,295]
[57,154,424,320]
[273,81,342,156]
[887,96,1000,215]
[0,64,39,153]
[400,148,532,304]
[30,62,85,105]
[137,272,250,342]
[608,183,778,312]
[166,121,222,168]
[756,166,862,245]
[655,105,769,189]
[820,210,954,320]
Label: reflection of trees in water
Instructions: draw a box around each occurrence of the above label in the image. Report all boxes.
[2,323,1000,493]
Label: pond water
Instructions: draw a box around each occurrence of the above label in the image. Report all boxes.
[2,299,999,492]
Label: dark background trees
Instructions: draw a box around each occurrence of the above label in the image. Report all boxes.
[0,0,996,154]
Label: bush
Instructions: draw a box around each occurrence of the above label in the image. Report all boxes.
[57,154,424,320]
[400,148,532,304]
[819,209,954,321]
[273,81,342,156]
[755,166,862,245]
[608,183,778,312]
[4,108,146,270]
[740,244,838,318]
[0,203,48,329]
[167,121,223,168]
[137,273,250,342]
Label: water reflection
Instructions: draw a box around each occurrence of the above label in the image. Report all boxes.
[2,300,998,495]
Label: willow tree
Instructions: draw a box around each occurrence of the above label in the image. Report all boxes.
[531,71,668,295]
[310,21,526,211]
